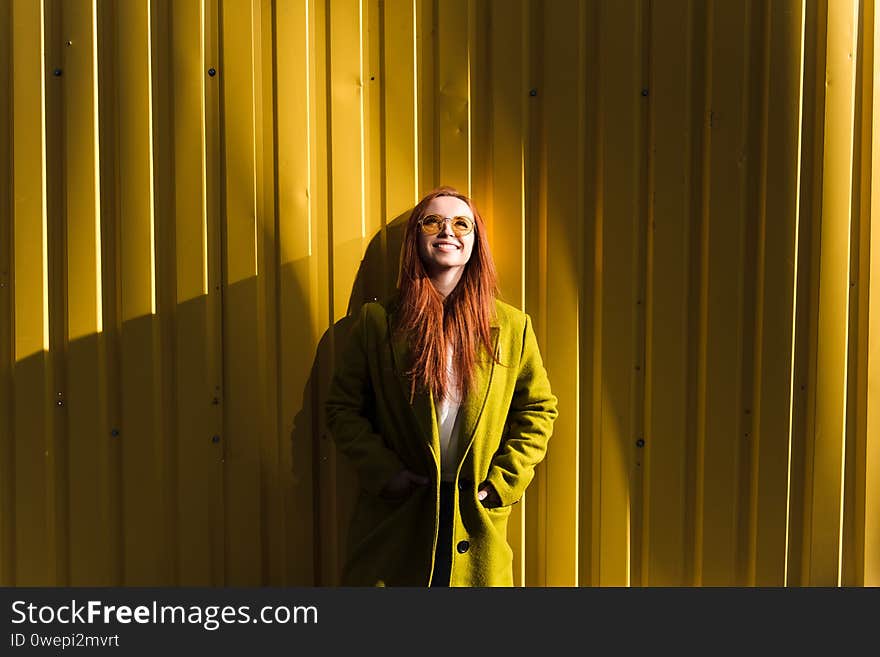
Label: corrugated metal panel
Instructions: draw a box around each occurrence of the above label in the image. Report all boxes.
[0,0,877,586]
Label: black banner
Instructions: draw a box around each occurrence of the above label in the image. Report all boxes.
[0,587,874,654]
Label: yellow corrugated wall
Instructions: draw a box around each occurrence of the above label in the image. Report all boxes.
[0,0,877,586]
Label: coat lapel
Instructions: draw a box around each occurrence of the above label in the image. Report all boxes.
[456,325,499,464]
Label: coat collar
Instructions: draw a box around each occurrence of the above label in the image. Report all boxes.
[385,293,500,469]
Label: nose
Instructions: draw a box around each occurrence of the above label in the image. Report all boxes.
[437,219,454,237]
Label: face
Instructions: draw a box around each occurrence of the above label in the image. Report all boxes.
[416,196,476,276]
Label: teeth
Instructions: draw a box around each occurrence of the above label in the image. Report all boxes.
[435,243,459,250]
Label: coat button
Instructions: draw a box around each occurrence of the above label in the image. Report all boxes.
[456,540,469,554]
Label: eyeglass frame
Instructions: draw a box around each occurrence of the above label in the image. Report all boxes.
[417,214,476,237]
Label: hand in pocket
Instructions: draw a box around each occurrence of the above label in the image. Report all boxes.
[477,481,502,508]
[379,469,429,500]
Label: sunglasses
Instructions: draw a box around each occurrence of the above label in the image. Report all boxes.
[418,214,475,237]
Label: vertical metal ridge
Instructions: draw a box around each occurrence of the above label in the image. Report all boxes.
[268,0,287,586]
[839,0,860,586]
[432,0,439,189]
[9,0,54,584]
[307,0,321,586]
[323,0,334,331]
[358,0,366,240]
[410,0,418,201]
[44,0,68,586]
[837,0,871,586]
[733,0,754,588]
[91,0,104,335]
[256,3,264,280]
[414,0,424,200]
[320,0,337,585]
[154,0,171,583]
[864,0,880,587]
[200,0,209,293]
[90,0,116,586]
[146,0,158,316]
[571,0,587,589]
[838,0,861,586]
[640,0,655,588]
[792,0,829,588]
[784,0,810,589]
[693,0,715,586]
[520,0,528,314]
[844,0,875,587]
[518,0,546,585]
[466,0,473,196]
[378,0,388,295]
[149,0,179,584]
[745,0,773,587]
[100,0,125,586]
[518,0,530,586]
[849,0,874,587]
[251,1,261,278]
[682,0,696,587]
[216,0,230,586]
[248,0,267,586]
[254,0,275,584]
[528,0,549,587]
[589,0,603,588]
[215,0,235,586]
[811,0,860,586]
[203,0,225,585]
[564,0,588,587]
[473,0,491,220]
[802,0,858,585]
[39,1,50,356]
[630,0,651,588]
[305,0,313,260]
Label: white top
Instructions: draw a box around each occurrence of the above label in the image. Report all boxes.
[437,343,463,482]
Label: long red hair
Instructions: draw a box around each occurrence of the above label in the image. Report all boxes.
[395,186,502,403]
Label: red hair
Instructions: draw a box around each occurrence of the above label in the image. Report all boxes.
[395,186,502,403]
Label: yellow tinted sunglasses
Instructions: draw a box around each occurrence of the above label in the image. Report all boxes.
[418,214,475,237]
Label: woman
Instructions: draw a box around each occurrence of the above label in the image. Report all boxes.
[325,186,558,586]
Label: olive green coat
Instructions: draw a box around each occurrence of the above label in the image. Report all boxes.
[324,293,558,586]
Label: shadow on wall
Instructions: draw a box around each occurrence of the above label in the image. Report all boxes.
[7,296,227,586]
[290,208,411,586]
[1,209,411,587]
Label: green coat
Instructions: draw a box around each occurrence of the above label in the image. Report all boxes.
[325,293,558,586]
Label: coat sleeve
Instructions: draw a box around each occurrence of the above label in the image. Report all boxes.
[324,304,406,495]
[485,313,558,506]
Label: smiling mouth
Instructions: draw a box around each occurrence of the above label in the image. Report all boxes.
[433,242,461,250]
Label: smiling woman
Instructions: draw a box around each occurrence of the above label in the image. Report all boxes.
[324,186,559,587]
[415,199,476,298]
